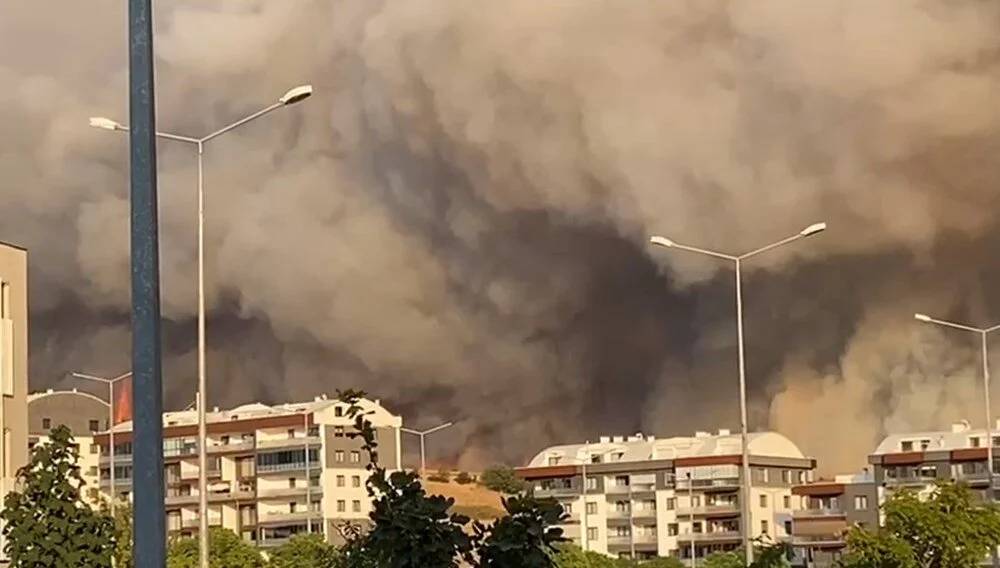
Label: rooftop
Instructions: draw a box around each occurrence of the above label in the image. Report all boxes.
[872,420,1000,455]
[525,429,807,468]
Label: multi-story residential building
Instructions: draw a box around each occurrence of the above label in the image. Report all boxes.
[789,472,878,568]
[0,242,28,561]
[92,395,401,547]
[27,389,109,500]
[518,430,815,562]
[868,419,1000,501]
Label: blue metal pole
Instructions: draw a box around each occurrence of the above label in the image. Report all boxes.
[128,0,165,564]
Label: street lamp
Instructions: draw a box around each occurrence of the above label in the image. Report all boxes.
[90,83,312,568]
[649,222,827,561]
[71,371,133,519]
[914,314,1000,493]
[400,422,455,475]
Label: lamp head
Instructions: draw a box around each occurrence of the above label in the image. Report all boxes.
[799,222,827,237]
[914,313,932,323]
[279,84,313,106]
[649,236,675,248]
[89,117,123,131]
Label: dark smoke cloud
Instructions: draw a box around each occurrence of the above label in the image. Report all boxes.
[4,0,1000,473]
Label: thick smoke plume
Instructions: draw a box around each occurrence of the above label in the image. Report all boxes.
[3,0,1000,473]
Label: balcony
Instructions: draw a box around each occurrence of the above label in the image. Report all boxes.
[792,535,846,547]
[606,535,633,547]
[257,461,322,475]
[677,504,740,517]
[257,486,322,499]
[534,486,579,498]
[606,508,632,520]
[256,436,321,451]
[630,483,657,496]
[676,478,741,491]
[677,530,742,543]
[208,489,257,503]
[793,508,846,519]
[209,441,255,454]
[179,468,221,481]
[165,493,199,506]
[257,510,323,526]
[631,507,658,520]
[607,484,632,494]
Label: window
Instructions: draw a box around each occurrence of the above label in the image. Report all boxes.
[350,451,361,463]
[288,478,296,488]
[691,495,701,507]
[797,471,806,483]
[90,444,99,455]
[335,451,345,463]
[221,435,230,445]
[42,418,51,430]
[335,406,344,417]
[587,527,598,541]
[761,520,769,534]
[759,495,767,508]
[334,426,344,438]
[854,495,869,510]
[586,502,597,515]
[692,521,702,533]
[615,475,630,487]
[337,500,346,512]
[289,502,297,513]
[615,501,629,513]
[564,503,573,514]
[352,500,361,513]
[88,420,100,432]
[88,466,98,476]
[901,440,914,452]
[971,437,982,448]
[667,523,678,536]
[614,526,630,537]
[548,456,561,466]
[352,475,361,488]
[782,470,792,483]
[783,495,791,508]
[993,437,1000,448]
[666,498,676,510]
[763,469,770,483]
[612,452,624,462]
[287,429,296,439]
[337,475,345,487]
[585,477,597,490]
[590,454,601,464]
[920,439,931,450]
[784,521,792,535]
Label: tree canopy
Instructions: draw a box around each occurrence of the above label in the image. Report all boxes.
[166,527,264,568]
[0,425,115,567]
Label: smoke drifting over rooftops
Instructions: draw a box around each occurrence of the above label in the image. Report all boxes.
[3,0,1000,473]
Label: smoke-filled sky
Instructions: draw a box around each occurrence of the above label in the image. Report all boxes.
[3,0,1000,474]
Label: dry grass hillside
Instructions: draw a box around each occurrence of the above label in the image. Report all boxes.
[423,478,506,521]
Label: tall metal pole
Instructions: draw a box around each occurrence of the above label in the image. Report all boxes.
[304,412,312,533]
[128,0,166,562]
[420,435,426,476]
[196,143,209,568]
[688,472,696,568]
[580,441,588,552]
[983,332,993,495]
[108,381,116,519]
[735,258,753,562]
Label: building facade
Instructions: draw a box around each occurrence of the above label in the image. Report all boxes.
[518,430,815,562]
[789,472,878,568]
[0,242,28,561]
[27,389,109,501]
[92,395,402,547]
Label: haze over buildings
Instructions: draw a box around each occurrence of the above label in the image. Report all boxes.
[2,1,1000,474]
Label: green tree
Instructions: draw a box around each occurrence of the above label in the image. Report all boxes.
[640,558,685,568]
[99,499,134,568]
[550,543,619,567]
[703,552,744,568]
[480,466,525,494]
[1,425,115,567]
[339,390,472,568]
[842,482,1000,568]
[474,495,565,567]
[428,469,451,483]
[455,471,474,485]
[166,527,264,568]
[268,533,343,568]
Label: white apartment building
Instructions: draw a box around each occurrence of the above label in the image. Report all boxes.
[0,242,28,563]
[27,389,109,502]
[93,395,402,546]
[518,430,815,563]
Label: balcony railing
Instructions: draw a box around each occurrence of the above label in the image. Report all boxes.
[677,504,740,516]
[677,530,742,542]
[676,478,741,491]
[257,510,323,525]
[257,486,322,499]
[793,508,846,518]
[256,436,321,450]
[208,441,255,454]
[607,484,632,494]
[534,486,578,497]
[257,461,322,474]
[630,483,657,494]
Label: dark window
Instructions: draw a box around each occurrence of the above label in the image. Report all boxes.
[89,420,100,432]
[42,418,51,430]
[335,406,343,417]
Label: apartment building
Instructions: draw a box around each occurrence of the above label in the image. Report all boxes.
[27,389,109,500]
[92,395,402,546]
[868,419,1000,500]
[518,430,815,562]
[0,242,28,562]
[788,472,878,568]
